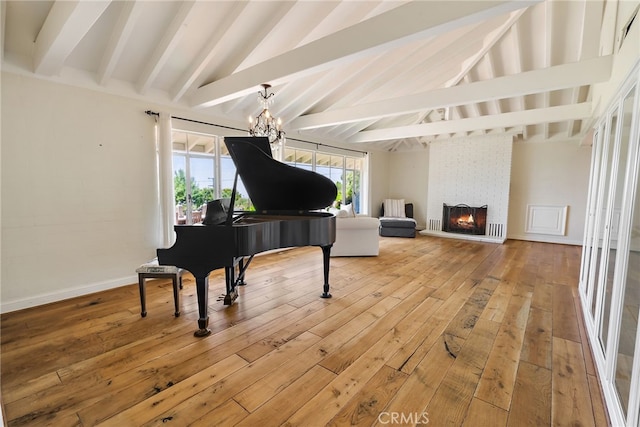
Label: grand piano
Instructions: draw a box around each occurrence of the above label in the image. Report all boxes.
[157,136,337,337]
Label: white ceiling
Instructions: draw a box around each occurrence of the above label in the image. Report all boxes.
[0,0,626,151]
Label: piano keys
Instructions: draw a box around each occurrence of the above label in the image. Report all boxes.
[157,136,337,337]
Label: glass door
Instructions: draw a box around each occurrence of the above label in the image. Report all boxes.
[599,88,635,351]
[579,62,640,427]
[588,107,620,337]
[580,128,604,302]
[613,152,639,422]
[609,81,640,425]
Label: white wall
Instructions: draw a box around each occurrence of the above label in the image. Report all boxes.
[508,140,592,244]
[386,150,429,228]
[368,150,392,217]
[1,73,162,311]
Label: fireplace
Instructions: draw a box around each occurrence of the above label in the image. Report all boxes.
[442,204,488,235]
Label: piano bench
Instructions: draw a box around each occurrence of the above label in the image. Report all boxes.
[136,259,185,318]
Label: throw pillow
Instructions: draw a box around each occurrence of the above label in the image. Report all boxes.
[384,199,406,217]
[342,203,356,217]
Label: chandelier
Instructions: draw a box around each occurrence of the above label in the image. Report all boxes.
[248,84,285,144]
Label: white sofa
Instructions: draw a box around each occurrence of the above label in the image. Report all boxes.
[331,214,380,257]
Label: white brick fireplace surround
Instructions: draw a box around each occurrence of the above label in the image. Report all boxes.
[421,134,513,243]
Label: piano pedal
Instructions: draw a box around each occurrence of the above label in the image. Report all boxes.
[216,294,226,302]
[224,290,239,305]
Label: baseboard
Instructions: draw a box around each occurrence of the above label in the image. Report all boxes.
[419,230,506,244]
[1,274,138,314]
[507,233,582,246]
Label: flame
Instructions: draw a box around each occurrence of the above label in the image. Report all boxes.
[456,214,475,225]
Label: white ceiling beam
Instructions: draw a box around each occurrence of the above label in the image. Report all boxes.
[189,0,542,109]
[510,20,528,139]
[291,55,612,130]
[340,22,486,110]
[217,2,297,79]
[295,19,496,131]
[582,0,605,59]
[331,119,378,141]
[137,1,198,95]
[566,0,603,137]
[276,73,335,119]
[542,0,552,140]
[280,54,384,122]
[485,51,504,131]
[97,1,143,86]
[219,3,301,116]
[599,0,619,56]
[348,102,593,143]
[566,86,583,138]
[34,0,111,75]
[445,9,525,87]
[171,2,249,102]
[463,75,484,135]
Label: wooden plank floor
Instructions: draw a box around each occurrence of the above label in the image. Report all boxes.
[1,236,610,426]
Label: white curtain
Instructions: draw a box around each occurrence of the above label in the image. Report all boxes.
[158,112,175,247]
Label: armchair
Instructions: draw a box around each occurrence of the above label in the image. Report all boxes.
[379,199,417,238]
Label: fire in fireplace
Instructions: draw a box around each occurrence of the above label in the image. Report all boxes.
[442,204,488,235]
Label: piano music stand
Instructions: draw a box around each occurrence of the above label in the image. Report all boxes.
[136,259,184,317]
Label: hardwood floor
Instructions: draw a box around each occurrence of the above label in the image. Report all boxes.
[1,236,609,426]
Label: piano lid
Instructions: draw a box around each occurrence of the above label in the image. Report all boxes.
[224,137,337,212]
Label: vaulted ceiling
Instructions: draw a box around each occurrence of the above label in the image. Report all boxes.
[1,0,622,151]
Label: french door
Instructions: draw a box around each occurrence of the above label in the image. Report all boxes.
[579,62,640,427]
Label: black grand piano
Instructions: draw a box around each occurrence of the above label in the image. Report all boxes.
[157,136,337,337]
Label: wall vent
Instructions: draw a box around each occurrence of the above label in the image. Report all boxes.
[428,218,441,231]
[487,223,505,238]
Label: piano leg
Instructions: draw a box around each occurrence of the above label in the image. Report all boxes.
[223,265,239,305]
[194,275,211,337]
[321,245,332,299]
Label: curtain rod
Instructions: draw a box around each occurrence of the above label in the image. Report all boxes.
[145,110,367,155]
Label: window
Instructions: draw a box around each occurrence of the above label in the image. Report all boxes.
[284,148,313,170]
[219,143,252,211]
[345,157,363,212]
[285,147,364,212]
[171,128,367,218]
[171,131,253,222]
[172,131,216,224]
[316,153,344,190]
